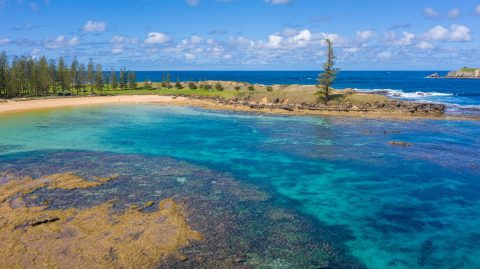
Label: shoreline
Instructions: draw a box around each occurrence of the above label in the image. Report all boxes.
[0,95,185,115]
[0,94,476,120]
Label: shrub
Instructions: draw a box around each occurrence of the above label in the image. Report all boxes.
[234,86,241,92]
[175,82,184,89]
[266,86,273,92]
[188,82,198,90]
[200,83,212,90]
[215,82,224,91]
[248,85,255,91]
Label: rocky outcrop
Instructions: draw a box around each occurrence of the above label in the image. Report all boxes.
[181,95,446,116]
[445,68,480,79]
[426,73,440,78]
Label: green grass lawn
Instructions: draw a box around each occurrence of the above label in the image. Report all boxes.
[459,67,479,73]
[102,87,246,98]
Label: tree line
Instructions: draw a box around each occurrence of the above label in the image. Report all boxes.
[0,51,137,98]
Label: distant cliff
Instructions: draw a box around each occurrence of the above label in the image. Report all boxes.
[445,67,480,78]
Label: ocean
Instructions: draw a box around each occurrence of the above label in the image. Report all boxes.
[136,71,480,114]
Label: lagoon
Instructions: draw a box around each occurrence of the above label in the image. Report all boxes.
[1,104,479,268]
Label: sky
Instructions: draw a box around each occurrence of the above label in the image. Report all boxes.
[1,0,480,70]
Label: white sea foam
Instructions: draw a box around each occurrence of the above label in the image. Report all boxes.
[353,88,454,99]
[353,88,480,115]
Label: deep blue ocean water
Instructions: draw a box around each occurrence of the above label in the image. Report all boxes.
[136,71,480,112]
[1,105,479,268]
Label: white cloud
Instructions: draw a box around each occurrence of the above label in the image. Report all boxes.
[378,50,392,60]
[190,35,203,44]
[396,32,415,45]
[0,38,11,45]
[30,48,41,58]
[265,0,292,5]
[185,0,200,6]
[184,53,196,60]
[44,35,79,49]
[424,7,438,18]
[384,31,415,46]
[423,24,471,42]
[447,8,461,19]
[356,30,375,42]
[476,4,480,15]
[144,32,171,45]
[268,34,282,48]
[110,35,126,44]
[416,41,434,50]
[83,20,107,32]
[110,35,127,54]
[344,47,360,53]
[68,36,79,46]
[287,29,311,47]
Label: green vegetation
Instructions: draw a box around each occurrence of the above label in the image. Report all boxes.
[459,67,478,72]
[248,85,255,91]
[266,86,273,92]
[318,39,338,103]
[234,86,241,92]
[102,86,244,99]
[215,82,224,91]
[188,82,198,89]
[0,51,138,98]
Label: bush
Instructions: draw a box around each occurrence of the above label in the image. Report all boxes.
[248,85,255,91]
[200,83,212,90]
[266,86,273,92]
[175,82,184,89]
[215,82,224,91]
[188,82,198,90]
[161,82,172,89]
[234,86,241,91]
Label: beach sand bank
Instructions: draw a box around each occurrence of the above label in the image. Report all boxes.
[0,95,186,115]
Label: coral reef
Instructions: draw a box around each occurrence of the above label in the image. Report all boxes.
[0,173,202,269]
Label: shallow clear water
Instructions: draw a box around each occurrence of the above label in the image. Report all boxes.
[1,104,479,269]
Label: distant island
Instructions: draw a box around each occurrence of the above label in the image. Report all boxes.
[428,67,480,79]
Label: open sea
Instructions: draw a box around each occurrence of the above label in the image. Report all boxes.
[136,71,480,115]
[1,71,480,268]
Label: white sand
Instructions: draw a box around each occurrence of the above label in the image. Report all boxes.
[0,95,185,115]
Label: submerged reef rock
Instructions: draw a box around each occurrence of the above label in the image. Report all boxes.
[0,174,202,269]
[389,141,413,147]
[0,172,118,203]
[0,151,366,269]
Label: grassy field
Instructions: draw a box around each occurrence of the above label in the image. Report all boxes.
[459,67,479,72]
[3,81,390,106]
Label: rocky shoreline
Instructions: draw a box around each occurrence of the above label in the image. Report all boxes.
[428,68,480,79]
[177,94,446,117]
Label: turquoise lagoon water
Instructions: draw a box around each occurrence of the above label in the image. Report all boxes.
[1,104,480,268]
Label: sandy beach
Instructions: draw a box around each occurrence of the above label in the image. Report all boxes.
[0,95,187,115]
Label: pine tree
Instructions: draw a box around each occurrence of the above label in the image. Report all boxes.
[0,51,9,97]
[71,57,80,95]
[79,63,87,94]
[57,57,67,94]
[128,71,137,90]
[95,64,103,93]
[87,58,94,94]
[110,68,117,90]
[119,67,126,90]
[318,39,338,102]
[48,59,57,95]
[37,56,50,95]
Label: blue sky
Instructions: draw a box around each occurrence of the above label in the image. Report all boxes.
[1,0,480,70]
